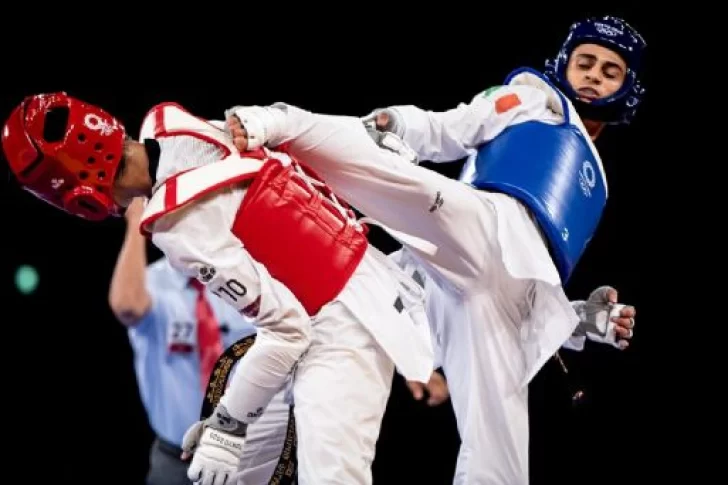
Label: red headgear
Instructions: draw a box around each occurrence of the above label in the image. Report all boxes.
[2,92,127,221]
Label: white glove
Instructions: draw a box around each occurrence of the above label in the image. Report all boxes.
[571,286,634,350]
[182,405,248,485]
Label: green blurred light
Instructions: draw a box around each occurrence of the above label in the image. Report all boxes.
[15,265,39,295]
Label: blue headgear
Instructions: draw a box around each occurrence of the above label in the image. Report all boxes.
[544,15,647,125]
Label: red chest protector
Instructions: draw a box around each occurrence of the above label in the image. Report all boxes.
[234,155,369,315]
[140,103,369,315]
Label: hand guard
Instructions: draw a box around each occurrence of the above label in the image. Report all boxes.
[571,286,633,350]
[362,108,406,137]
[362,108,418,164]
[182,404,248,485]
[224,106,272,151]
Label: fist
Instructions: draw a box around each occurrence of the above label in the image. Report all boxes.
[362,108,405,137]
[226,115,249,153]
[123,197,145,222]
[595,286,636,348]
[573,286,636,350]
[407,370,450,406]
[373,111,392,131]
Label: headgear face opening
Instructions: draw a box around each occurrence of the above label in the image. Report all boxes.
[544,16,647,125]
[2,92,127,221]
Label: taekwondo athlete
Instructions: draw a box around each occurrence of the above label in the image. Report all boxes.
[222,14,644,484]
[1,95,435,485]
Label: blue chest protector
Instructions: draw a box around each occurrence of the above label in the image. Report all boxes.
[460,68,607,283]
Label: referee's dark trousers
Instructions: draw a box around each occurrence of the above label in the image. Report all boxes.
[146,436,192,485]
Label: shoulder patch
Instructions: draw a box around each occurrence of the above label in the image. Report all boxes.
[494,93,522,114]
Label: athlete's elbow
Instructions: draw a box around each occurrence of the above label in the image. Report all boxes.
[109,293,151,327]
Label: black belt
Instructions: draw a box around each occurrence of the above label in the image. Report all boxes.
[201,334,297,484]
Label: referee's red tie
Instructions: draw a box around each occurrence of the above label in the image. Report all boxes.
[190,279,224,393]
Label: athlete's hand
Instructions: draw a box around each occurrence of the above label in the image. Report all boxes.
[572,286,636,350]
[181,405,248,485]
[226,115,249,153]
[602,287,636,343]
[372,111,391,130]
[362,108,405,137]
[123,197,145,223]
[362,108,418,164]
[407,370,449,406]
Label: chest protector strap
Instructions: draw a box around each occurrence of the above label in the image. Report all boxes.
[460,68,608,282]
[140,103,369,315]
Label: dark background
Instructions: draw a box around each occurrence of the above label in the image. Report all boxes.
[0,6,661,484]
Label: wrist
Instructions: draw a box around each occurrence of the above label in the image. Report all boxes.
[123,220,146,242]
[205,404,248,437]
[570,299,586,317]
[570,300,588,337]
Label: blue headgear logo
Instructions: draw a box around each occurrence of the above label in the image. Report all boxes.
[544,16,647,125]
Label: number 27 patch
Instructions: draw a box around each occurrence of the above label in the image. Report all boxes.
[168,321,196,353]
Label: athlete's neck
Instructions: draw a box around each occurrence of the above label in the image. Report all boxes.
[583,119,605,140]
[112,140,156,208]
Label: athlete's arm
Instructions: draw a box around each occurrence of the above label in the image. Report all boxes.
[151,187,310,340]
[151,186,312,422]
[108,198,152,326]
[379,86,556,162]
